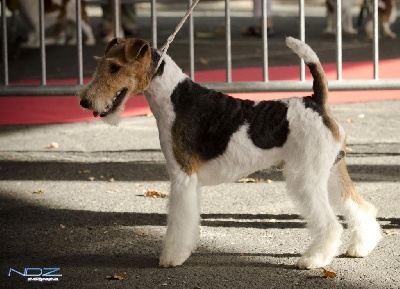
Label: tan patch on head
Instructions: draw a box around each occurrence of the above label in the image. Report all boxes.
[171,122,203,176]
[100,37,152,93]
[104,37,126,54]
[78,38,153,119]
[338,157,378,217]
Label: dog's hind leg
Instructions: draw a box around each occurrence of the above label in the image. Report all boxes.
[328,159,382,257]
[159,172,200,267]
[284,156,343,269]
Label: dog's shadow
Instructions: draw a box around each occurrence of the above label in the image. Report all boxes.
[0,191,305,280]
[1,190,398,271]
[1,158,399,182]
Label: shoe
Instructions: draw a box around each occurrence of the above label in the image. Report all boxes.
[243,26,274,37]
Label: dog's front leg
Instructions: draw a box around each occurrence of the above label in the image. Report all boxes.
[159,172,200,267]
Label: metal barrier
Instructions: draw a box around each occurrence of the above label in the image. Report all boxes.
[1,0,400,96]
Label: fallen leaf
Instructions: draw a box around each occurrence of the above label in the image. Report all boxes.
[323,268,337,278]
[385,229,399,235]
[199,57,209,65]
[88,177,95,181]
[106,272,127,281]
[345,146,353,153]
[144,190,168,198]
[195,32,214,39]
[214,26,225,35]
[137,232,149,237]
[236,177,260,183]
[78,169,91,174]
[108,178,115,183]
[46,142,59,149]
[60,224,66,229]
[33,189,44,194]
[266,179,273,184]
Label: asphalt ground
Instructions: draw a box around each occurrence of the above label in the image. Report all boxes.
[0,100,399,288]
[1,1,400,288]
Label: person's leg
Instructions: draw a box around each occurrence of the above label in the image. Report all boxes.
[246,0,274,37]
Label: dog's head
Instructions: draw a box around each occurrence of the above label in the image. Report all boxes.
[78,38,152,125]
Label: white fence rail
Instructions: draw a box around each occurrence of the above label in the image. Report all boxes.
[1,0,400,96]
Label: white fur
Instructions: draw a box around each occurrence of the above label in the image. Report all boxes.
[283,98,344,269]
[144,54,187,174]
[344,199,382,257]
[286,37,319,64]
[144,55,199,267]
[328,165,382,258]
[140,39,381,269]
[159,173,200,267]
[102,104,125,126]
[198,124,283,186]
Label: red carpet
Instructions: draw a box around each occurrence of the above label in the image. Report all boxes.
[1,60,399,125]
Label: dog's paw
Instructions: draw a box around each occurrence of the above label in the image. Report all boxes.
[346,235,381,257]
[346,221,382,257]
[346,245,371,257]
[297,254,332,270]
[159,249,192,268]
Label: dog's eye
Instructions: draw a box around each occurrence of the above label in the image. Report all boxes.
[110,64,121,73]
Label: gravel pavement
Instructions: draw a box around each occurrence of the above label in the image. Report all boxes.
[0,100,399,288]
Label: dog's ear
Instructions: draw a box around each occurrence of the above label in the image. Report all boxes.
[125,38,151,63]
[104,37,126,55]
[93,56,102,63]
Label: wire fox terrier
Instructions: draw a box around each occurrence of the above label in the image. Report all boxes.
[78,36,382,269]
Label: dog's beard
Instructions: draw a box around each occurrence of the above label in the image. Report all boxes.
[101,104,125,126]
[95,90,129,126]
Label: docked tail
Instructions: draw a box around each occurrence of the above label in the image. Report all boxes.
[286,36,341,142]
[285,36,328,108]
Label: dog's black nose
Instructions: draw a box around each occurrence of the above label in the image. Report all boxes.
[80,99,91,109]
